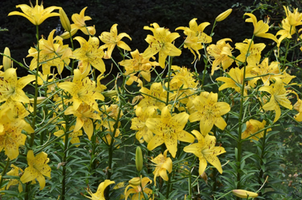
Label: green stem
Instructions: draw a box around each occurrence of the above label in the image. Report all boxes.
[166,56,172,105]
[165,171,173,199]
[257,127,268,197]
[29,25,40,147]
[0,158,10,188]
[61,116,70,200]
[236,34,255,191]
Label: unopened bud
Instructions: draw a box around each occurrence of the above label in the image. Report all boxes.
[232,189,258,198]
[60,24,78,39]
[216,9,232,22]
[59,8,71,32]
[135,146,143,172]
[3,47,11,71]
[128,177,141,186]
[29,97,46,104]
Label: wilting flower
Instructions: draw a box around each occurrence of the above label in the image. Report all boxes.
[242,119,271,141]
[232,189,258,198]
[176,19,212,62]
[235,39,265,66]
[207,38,234,75]
[85,179,115,200]
[99,24,132,58]
[259,78,292,122]
[146,106,194,158]
[184,130,226,175]
[143,23,181,68]
[244,13,277,42]
[189,92,230,136]
[151,150,172,186]
[124,177,153,200]
[8,0,60,25]
[20,150,51,190]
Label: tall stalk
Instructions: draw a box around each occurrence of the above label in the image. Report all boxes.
[236,34,255,192]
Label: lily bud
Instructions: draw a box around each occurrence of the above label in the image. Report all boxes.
[216,9,232,22]
[59,8,71,32]
[60,24,78,39]
[135,146,143,172]
[3,47,11,71]
[232,189,258,198]
[29,97,46,104]
[128,177,141,186]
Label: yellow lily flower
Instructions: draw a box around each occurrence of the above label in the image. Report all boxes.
[259,78,292,122]
[143,23,181,68]
[189,91,230,135]
[151,150,172,186]
[54,125,83,147]
[184,131,226,175]
[64,103,101,140]
[294,97,302,121]
[119,49,159,83]
[0,110,27,160]
[244,13,277,42]
[235,39,265,66]
[0,68,35,104]
[207,38,234,75]
[283,6,302,27]
[169,65,199,105]
[146,106,194,158]
[72,36,106,74]
[6,164,23,192]
[216,67,247,95]
[176,18,212,62]
[138,82,167,110]
[99,24,132,58]
[131,106,157,143]
[58,69,104,111]
[8,0,60,25]
[242,119,271,141]
[124,177,153,200]
[20,150,51,190]
[27,29,72,75]
[71,7,96,35]
[251,58,281,86]
[276,18,296,47]
[85,180,115,200]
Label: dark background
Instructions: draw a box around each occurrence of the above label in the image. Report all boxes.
[0,0,265,76]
